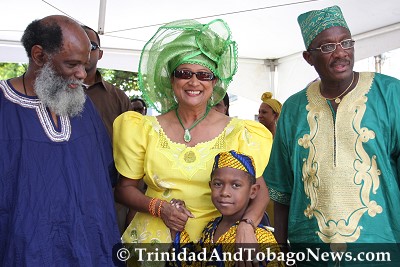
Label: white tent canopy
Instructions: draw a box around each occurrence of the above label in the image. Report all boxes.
[1,0,400,106]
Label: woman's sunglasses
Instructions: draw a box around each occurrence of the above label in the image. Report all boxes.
[173,70,215,81]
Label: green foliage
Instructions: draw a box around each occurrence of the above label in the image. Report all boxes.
[99,68,140,98]
[0,63,140,98]
[0,63,27,79]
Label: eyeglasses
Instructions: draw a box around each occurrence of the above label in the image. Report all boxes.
[308,39,355,53]
[90,41,100,51]
[173,70,215,81]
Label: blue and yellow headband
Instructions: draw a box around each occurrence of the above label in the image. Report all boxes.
[212,150,256,178]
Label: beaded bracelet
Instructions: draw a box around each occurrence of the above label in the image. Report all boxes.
[148,198,158,217]
[157,200,165,217]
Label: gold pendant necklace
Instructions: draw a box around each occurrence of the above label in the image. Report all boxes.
[322,72,355,104]
[175,106,211,143]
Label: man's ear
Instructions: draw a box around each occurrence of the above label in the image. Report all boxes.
[31,45,47,67]
[249,183,260,200]
[98,49,104,60]
[303,51,313,66]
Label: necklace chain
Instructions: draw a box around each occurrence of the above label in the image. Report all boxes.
[22,72,27,95]
[175,106,211,143]
[322,72,355,104]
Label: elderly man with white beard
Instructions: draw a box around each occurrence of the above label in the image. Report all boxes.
[0,15,121,266]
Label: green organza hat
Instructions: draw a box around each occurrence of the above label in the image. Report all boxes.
[297,5,349,49]
[138,19,238,114]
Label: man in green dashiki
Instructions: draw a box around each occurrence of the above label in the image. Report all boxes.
[264,5,400,266]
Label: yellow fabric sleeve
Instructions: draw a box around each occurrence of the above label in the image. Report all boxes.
[113,111,147,179]
[234,119,273,178]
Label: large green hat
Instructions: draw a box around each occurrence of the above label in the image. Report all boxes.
[297,5,349,49]
[138,19,238,114]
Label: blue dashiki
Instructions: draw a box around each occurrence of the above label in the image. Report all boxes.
[0,79,121,266]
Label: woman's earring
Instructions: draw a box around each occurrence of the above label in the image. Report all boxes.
[208,94,214,106]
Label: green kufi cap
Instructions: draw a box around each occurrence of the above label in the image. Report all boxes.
[297,5,349,49]
[138,19,238,113]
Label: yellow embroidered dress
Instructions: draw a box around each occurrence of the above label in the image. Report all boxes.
[113,111,272,244]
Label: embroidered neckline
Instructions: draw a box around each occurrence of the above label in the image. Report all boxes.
[1,80,71,142]
[150,115,236,148]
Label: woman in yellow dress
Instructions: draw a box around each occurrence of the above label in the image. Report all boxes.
[113,19,273,264]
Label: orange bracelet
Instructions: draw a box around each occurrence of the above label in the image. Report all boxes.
[157,200,165,217]
[152,199,159,217]
[148,198,158,217]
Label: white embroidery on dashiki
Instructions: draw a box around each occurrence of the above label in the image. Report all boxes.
[0,80,71,142]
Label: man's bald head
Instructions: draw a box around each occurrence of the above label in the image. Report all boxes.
[21,15,89,59]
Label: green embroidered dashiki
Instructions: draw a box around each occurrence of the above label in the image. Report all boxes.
[264,72,400,265]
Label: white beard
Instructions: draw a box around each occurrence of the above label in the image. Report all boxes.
[34,62,86,117]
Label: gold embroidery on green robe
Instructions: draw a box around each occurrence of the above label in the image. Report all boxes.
[299,72,383,248]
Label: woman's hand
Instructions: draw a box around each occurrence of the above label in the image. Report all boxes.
[161,199,194,232]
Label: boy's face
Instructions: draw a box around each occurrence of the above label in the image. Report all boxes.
[209,167,259,219]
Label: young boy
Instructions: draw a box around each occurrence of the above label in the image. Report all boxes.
[169,151,281,267]
[198,150,281,266]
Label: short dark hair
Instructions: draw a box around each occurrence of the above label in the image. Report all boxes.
[82,25,101,46]
[131,98,147,107]
[131,98,147,114]
[21,19,63,58]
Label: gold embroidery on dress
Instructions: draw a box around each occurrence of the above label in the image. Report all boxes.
[212,133,226,149]
[151,119,239,180]
[158,131,170,149]
[183,150,196,163]
[300,73,382,248]
[152,174,174,198]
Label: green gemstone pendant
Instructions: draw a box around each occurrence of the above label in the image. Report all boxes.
[175,106,211,144]
[184,129,191,142]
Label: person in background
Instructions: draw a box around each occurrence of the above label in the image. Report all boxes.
[0,15,120,266]
[258,92,282,228]
[113,18,273,266]
[82,25,132,234]
[131,97,147,115]
[213,92,230,116]
[258,92,282,137]
[82,25,132,139]
[265,5,400,265]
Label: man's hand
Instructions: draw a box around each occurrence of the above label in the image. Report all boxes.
[235,221,262,267]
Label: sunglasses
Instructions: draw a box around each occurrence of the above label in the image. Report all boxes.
[90,41,100,51]
[173,70,215,81]
[308,39,355,54]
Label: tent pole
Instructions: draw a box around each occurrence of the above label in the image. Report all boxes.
[266,59,278,97]
[374,55,382,73]
[98,0,107,35]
